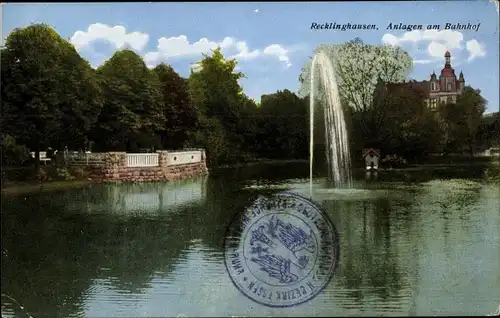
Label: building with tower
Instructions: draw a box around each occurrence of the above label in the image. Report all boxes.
[385,51,466,110]
[427,50,465,109]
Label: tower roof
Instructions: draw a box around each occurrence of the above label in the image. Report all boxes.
[441,51,454,76]
[441,67,455,76]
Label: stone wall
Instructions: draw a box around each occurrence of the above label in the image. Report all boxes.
[87,150,208,183]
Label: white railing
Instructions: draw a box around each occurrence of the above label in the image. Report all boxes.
[126,153,159,167]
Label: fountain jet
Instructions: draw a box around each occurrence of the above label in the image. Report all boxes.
[309,51,353,197]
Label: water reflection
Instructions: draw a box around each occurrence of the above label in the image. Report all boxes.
[2,176,231,317]
[325,199,405,306]
[1,165,499,317]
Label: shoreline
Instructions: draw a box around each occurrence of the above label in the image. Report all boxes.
[2,159,495,195]
[1,180,90,195]
[211,158,308,169]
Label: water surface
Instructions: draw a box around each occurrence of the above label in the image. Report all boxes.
[2,163,499,317]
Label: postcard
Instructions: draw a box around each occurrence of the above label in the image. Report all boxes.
[1,1,499,317]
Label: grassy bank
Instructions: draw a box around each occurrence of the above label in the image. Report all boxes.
[1,180,90,195]
[1,165,92,195]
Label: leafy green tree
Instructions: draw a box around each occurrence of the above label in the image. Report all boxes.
[153,63,198,150]
[93,50,165,151]
[256,90,308,159]
[376,84,441,160]
[438,86,487,157]
[187,48,250,164]
[1,23,103,172]
[298,39,413,142]
[186,117,233,166]
[299,38,413,112]
[236,95,260,156]
[478,112,500,149]
[188,48,244,138]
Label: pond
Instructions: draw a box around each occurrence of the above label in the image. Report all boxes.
[1,162,499,317]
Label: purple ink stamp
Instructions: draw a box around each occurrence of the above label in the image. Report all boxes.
[224,191,340,307]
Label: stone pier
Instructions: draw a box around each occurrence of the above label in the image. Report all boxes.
[84,149,208,183]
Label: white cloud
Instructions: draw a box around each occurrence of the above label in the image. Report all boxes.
[381,34,399,46]
[263,44,292,68]
[413,59,434,65]
[144,35,293,68]
[381,29,486,64]
[382,30,463,50]
[231,40,261,60]
[71,24,296,70]
[71,23,149,52]
[466,39,487,62]
[427,41,448,58]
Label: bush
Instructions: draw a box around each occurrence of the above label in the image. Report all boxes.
[68,167,90,180]
[55,168,75,181]
[484,161,500,182]
[381,154,408,168]
[36,167,50,182]
[1,135,31,166]
[3,166,91,184]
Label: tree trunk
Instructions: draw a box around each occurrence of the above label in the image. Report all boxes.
[468,143,474,162]
[34,147,41,175]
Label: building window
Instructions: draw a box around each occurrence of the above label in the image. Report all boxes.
[431,98,437,109]
[447,83,452,91]
[431,82,436,91]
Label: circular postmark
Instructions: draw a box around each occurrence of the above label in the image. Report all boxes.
[224,191,340,307]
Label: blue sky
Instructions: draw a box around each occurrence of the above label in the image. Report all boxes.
[2,1,499,113]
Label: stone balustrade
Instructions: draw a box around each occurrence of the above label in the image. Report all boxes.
[86,150,208,183]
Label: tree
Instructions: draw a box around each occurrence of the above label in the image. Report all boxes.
[376,84,441,160]
[188,48,245,137]
[438,86,487,157]
[93,50,165,151]
[256,90,308,159]
[186,116,233,166]
[0,134,31,166]
[298,39,413,141]
[153,63,198,149]
[236,95,260,156]
[298,38,413,112]
[1,23,103,172]
[187,48,249,164]
[478,112,500,149]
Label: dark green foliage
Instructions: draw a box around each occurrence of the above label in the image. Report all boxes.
[92,50,165,151]
[153,63,198,149]
[255,90,308,159]
[1,23,103,171]
[437,86,487,157]
[1,135,31,166]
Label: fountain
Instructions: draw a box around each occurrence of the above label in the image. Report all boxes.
[309,51,353,198]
